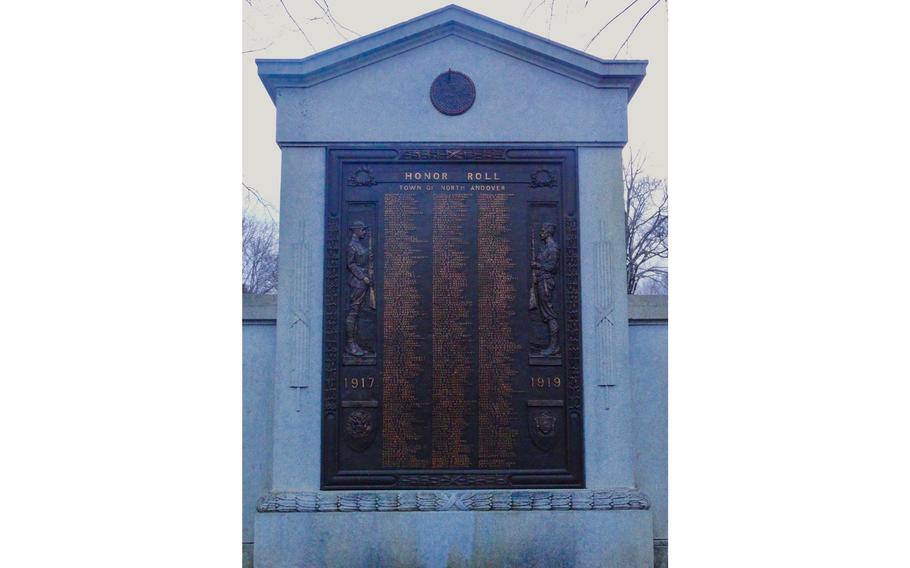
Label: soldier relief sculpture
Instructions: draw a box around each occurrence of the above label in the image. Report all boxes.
[322,148,584,488]
[530,222,561,363]
[344,220,376,364]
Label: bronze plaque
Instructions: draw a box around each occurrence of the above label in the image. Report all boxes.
[322,147,583,489]
[430,70,476,115]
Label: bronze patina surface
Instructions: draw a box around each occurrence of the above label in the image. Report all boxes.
[430,70,476,116]
[322,147,583,489]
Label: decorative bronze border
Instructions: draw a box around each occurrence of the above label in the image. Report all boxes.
[322,147,583,490]
[323,215,341,416]
[399,148,507,161]
[397,474,510,487]
[564,215,582,411]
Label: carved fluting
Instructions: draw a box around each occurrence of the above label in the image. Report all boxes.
[289,245,310,387]
[257,489,650,513]
[592,218,619,411]
[593,222,615,390]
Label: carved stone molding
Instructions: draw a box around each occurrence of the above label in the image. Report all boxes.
[257,488,650,513]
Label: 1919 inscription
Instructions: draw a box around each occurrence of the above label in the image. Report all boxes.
[323,147,583,489]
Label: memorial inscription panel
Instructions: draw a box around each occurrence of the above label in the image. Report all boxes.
[322,147,583,489]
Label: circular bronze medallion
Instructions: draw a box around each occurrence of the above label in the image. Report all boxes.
[430,70,476,116]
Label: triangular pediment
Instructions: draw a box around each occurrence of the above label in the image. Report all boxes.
[257,4,646,102]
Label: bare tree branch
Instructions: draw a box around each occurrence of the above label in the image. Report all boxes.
[311,0,359,39]
[243,182,278,223]
[243,40,274,54]
[524,0,549,20]
[613,0,661,59]
[584,0,642,51]
[547,0,556,37]
[278,0,316,51]
[313,0,360,39]
[624,151,668,294]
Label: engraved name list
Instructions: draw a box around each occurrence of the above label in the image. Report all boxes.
[322,148,583,489]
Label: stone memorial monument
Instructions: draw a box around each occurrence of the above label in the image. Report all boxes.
[253,5,654,567]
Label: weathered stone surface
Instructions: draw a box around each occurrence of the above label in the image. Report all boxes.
[654,539,668,568]
[241,293,277,321]
[254,509,654,568]
[628,294,668,321]
[630,320,668,543]
[242,320,275,546]
[257,489,651,513]
[251,5,655,567]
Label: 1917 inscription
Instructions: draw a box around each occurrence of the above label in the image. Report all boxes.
[323,147,583,489]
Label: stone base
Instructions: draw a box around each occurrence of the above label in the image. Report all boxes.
[242,543,254,568]
[653,539,668,568]
[254,491,653,568]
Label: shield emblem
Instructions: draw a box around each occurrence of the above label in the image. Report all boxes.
[529,408,559,452]
[344,408,377,452]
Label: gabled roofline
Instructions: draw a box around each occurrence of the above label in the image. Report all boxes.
[257,4,647,103]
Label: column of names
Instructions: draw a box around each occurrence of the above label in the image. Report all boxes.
[381,193,429,468]
[430,193,474,468]
[476,192,520,468]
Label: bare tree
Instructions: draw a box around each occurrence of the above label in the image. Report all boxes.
[625,152,668,294]
[243,212,279,294]
[636,270,668,295]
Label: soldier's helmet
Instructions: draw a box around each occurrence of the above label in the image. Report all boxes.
[541,222,557,234]
[349,221,369,231]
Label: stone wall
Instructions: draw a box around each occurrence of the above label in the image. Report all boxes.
[242,293,667,566]
[242,294,277,567]
[629,295,669,567]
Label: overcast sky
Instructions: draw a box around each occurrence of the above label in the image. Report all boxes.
[243,0,667,215]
